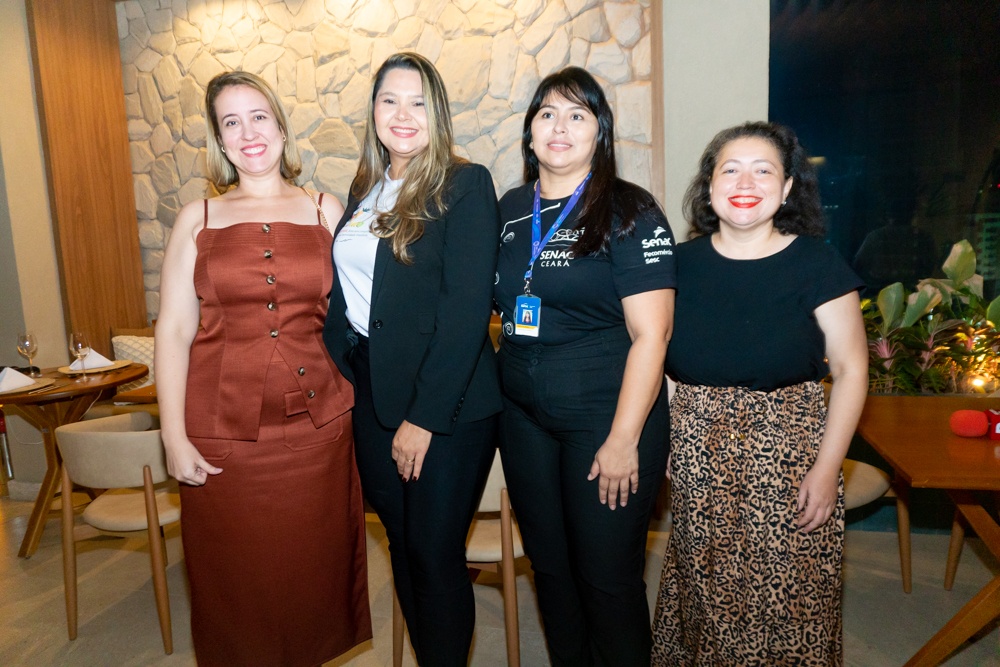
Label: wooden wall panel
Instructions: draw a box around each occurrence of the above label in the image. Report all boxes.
[650,0,666,209]
[26,0,146,358]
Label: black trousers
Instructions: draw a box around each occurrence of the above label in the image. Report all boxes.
[497,328,670,667]
[350,335,496,667]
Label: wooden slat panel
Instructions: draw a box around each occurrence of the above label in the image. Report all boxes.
[650,0,666,209]
[26,0,146,358]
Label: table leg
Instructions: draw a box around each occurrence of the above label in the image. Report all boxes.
[903,492,1000,667]
[16,407,61,558]
[943,508,964,591]
[894,476,912,594]
[15,394,98,558]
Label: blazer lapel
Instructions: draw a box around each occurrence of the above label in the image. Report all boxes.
[370,239,392,310]
[338,188,392,311]
[334,194,359,237]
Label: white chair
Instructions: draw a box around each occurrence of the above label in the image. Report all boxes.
[55,412,179,654]
[85,331,158,421]
[392,450,525,667]
[843,459,892,510]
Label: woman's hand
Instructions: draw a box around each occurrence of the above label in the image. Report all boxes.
[588,435,639,510]
[590,288,673,510]
[392,420,433,481]
[796,463,840,532]
[164,438,222,486]
[798,290,867,533]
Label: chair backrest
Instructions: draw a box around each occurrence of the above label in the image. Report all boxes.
[56,412,168,489]
[477,450,508,513]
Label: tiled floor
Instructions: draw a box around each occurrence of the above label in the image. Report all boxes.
[1,495,997,666]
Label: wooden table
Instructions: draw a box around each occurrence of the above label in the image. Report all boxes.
[857,395,1000,667]
[114,383,157,404]
[0,364,148,557]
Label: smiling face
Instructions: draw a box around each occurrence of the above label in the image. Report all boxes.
[213,84,285,178]
[373,67,429,177]
[709,136,794,233]
[529,92,599,183]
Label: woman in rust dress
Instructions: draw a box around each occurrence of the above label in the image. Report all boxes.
[155,71,371,666]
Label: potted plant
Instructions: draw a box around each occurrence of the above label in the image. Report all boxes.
[863,240,1000,395]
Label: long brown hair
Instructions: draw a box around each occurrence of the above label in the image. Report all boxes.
[351,52,464,264]
[203,70,300,188]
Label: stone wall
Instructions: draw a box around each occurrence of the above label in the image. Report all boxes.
[115,0,654,319]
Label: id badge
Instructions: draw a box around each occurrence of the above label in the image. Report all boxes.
[514,295,541,337]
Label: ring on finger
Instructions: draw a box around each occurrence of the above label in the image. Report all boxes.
[406,458,415,463]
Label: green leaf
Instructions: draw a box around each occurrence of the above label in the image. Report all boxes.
[903,290,932,327]
[942,240,976,287]
[967,274,984,299]
[987,295,1000,330]
[877,282,904,328]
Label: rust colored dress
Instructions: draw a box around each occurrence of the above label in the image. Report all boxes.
[179,198,371,667]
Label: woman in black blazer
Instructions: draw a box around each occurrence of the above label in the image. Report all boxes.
[322,53,501,667]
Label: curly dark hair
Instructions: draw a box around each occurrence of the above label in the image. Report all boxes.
[683,121,824,239]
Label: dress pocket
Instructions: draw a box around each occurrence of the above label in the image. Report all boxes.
[283,402,351,451]
[192,437,234,462]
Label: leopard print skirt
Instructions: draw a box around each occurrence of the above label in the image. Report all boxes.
[651,381,844,667]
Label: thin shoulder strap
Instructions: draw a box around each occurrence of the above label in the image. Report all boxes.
[301,187,330,232]
[202,199,209,230]
[317,193,324,225]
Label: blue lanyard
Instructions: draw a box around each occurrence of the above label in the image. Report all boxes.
[525,174,590,293]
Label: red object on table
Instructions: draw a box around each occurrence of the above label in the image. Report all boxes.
[985,409,1000,440]
[949,410,988,437]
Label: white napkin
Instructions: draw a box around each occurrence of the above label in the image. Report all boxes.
[69,350,114,371]
[0,367,35,392]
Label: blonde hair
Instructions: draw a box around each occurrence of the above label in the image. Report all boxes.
[204,71,301,188]
[352,52,465,264]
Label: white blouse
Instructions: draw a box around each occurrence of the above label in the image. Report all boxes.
[333,176,403,336]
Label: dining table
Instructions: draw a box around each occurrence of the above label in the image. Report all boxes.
[114,383,157,404]
[0,363,148,557]
[856,394,1000,667]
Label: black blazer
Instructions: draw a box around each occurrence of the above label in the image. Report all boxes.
[322,163,503,435]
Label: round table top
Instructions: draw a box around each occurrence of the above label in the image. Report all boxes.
[0,364,149,406]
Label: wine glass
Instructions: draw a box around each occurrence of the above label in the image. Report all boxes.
[67,332,91,383]
[16,333,39,377]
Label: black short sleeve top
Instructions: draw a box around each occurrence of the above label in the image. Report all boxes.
[494,181,677,346]
[666,235,864,391]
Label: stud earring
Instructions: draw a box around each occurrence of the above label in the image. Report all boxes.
[781,200,787,206]
[282,135,286,142]
[220,146,225,153]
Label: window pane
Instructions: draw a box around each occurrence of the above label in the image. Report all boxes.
[770,1,1000,298]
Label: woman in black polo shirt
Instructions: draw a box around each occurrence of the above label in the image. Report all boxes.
[493,67,676,666]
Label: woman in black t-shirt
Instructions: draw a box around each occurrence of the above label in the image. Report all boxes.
[494,68,676,666]
[651,122,868,666]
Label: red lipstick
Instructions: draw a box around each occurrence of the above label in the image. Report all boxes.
[728,196,762,208]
